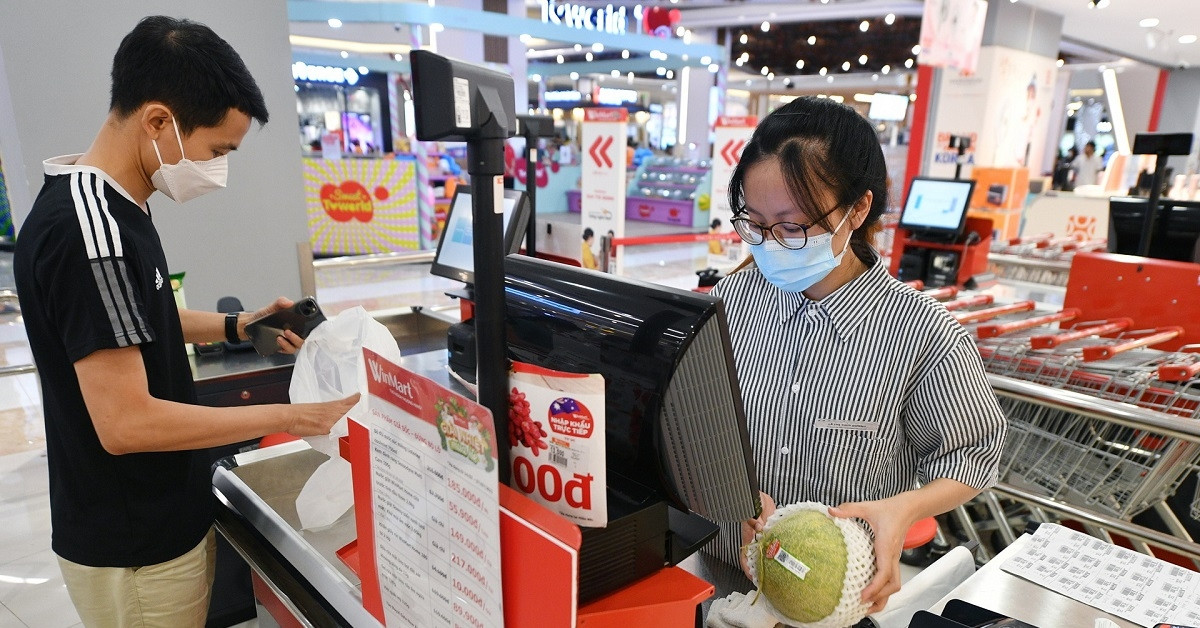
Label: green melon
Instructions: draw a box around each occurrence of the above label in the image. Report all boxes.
[756,509,848,624]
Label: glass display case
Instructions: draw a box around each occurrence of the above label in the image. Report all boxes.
[630,157,710,203]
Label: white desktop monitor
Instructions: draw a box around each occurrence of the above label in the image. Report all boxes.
[899,177,976,238]
[430,188,530,285]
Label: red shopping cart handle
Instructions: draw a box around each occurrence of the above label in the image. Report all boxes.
[923,285,960,300]
[1081,326,1184,362]
[975,308,1081,339]
[1158,361,1200,382]
[904,280,925,290]
[1007,232,1054,246]
[1029,318,1134,350]
[944,294,995,311]
[953,301,1036,325]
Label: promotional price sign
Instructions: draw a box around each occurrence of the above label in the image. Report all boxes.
[362,348,503,628]
[580,108,628,273]
[710,116,757,270]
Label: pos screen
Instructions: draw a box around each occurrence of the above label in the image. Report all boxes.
[899,177,975,238]
[430,188,530,286]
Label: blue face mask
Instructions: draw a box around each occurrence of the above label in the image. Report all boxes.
[750,212,853,293]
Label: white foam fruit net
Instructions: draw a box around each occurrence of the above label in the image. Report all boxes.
[745,502,876,628]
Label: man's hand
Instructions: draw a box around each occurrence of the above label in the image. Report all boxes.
[243,296,305,354]
[739,491,776,579]
[829,497,914,613]
[287,394,360,437]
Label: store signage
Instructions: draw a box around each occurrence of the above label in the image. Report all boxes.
[596,88,637,106]
[541,0,627,36]
[544,89,583,104]
[319,181,375,223]
[581,108,628,272]
[710,116,758,270]
[292,61,359,86]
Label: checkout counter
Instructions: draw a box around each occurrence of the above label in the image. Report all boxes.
[206,339,1198,628]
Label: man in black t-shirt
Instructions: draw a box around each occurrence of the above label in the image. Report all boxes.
[14,16,357,628]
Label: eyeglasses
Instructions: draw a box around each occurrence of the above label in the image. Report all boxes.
[731,205,841,250]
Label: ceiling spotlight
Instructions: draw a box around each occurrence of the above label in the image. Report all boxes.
[860,21,870,32]
[530,74,542,82]
[358,66,368,75]
[677,26,686,37]
[666,69,674,79]
[340,50,349,59]
[884,13,896,25]
[736,58,745,67]
[1057,58,1065,67]
[1181,35,1199,44]
[570,72,579,80]
[557,55,564,64]
[912,44,922,55]
[611,69,620,77]
[819,66,828,76]
[761,21,770,32]
[621,49,630,59]
[701,56,712,65]
[740,33,749,45]
[708,63,719,73]
[761,65,769,75]
[882,64,890,74]
[585,52,593,62]
[767,72,775,80]
[796,59,805,69]
[574,43,582,51]
[783,78,793,87]
[656,67,666,76]
[859,54,868,65]
[1139,18,1159,27]
[327,18,343,28]
[905,58,914,68]
[592,43,604,52]
[808,36,817,45]
[519,34,532,44]
[841,61,851,71]
[393,53,403,61]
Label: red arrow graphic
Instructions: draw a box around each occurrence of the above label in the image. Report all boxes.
[589,135,615,168]
[720,139,746,166]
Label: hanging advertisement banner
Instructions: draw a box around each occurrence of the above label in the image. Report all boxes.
[580,108,628,273]
[709,116,757,270]
[918,0,988,75]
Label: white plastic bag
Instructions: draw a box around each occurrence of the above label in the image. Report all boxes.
[289,306,402,529]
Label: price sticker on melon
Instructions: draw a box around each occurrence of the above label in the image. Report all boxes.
[766,539,811,580]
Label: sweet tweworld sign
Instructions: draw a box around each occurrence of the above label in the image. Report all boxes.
[302,158,421,255]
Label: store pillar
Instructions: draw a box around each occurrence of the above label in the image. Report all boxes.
[921,1,1062,180]
[676,66,714,161]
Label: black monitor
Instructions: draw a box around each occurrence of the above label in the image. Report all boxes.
[1108,196,1200,263]
[900,177,976,239]
[504,255,760,522]
[430,188,530,286]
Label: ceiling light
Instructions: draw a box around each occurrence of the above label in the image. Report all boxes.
[585,52,593,62]
[819,67,828,76]
[393,53,403,61]
[358,66,368,74]
[912,44,922,55]
[557,55,564,64]
[611,69,620,77]
[656,67,666,76]
[796,59,805,70]
[592,43,604,53]
[621,49,630,59]
[574,43,582,51]
[340,50,349,59]
[909,94,917,101]
[1181,35,1199,44]
[327,18,342,28]
[761,66,769,75]
[808,36,817,45]
[783,78,793,87]
[570,72,579,80]
[530,74,542,82]
[905,58,914,68]
[841,61,851,71]
[1139,18,1160,28]
[761,21,770,32]
[827,76,834,83]
[519,34,532,44]
[767,72,775,80]
[860,21,870,32]
[740,33,749,45]
[859,54,868,65]
[884,13,896,25]
[1057,58,1065,67]
[882,64,890,74]
[708,63,719,73]
[666,69,675,79]
[700,56,712,65]
[736,58,745,67]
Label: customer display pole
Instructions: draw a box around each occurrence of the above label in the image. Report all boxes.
[1131,133,1193,257]
[515,115,555,258]
[410,50,517,483]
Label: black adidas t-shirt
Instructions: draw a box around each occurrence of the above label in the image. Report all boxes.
[14,156,213,567]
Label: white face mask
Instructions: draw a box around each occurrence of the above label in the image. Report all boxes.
[150,118,228,203]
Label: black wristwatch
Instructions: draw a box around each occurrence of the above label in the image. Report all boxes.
[225,312,241,344]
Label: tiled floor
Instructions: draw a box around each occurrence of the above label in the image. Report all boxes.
[0,218,716,626]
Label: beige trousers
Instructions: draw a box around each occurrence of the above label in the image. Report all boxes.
[57,529,216,628]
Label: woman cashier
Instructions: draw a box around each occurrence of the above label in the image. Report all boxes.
[707,96,1007,612]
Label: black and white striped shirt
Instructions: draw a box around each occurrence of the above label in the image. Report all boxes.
[706,256,1006,567]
